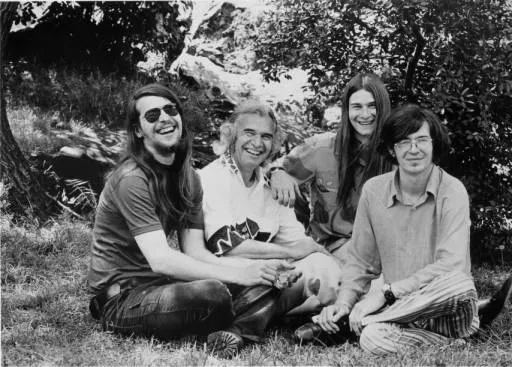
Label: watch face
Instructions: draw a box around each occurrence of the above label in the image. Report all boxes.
[382,283,395,304]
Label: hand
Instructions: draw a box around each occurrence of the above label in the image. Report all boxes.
[270,259,302,288]
[349,291,386,336]
[270,169,301,207]
[237,259,298,287]
[290,238,331,260]
[314,303,350,334]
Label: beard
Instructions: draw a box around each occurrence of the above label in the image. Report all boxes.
[154,143,177,157]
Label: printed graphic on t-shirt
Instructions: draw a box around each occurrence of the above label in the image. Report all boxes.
[207,218,271,256]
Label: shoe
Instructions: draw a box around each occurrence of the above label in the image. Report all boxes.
[294,316,354,346]
[207,330,243,359]
[478,275,512,329]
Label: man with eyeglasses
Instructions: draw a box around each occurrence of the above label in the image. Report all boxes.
[88,84,294,344]
[299,104,512,355]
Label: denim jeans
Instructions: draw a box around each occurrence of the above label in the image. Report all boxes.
[96,278,283,342]
[100,278,234,339]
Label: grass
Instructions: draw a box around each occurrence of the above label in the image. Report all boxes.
[6,105,67,155]
[6,105,102,157]
[1,213,511,366]
[2,104,511,365]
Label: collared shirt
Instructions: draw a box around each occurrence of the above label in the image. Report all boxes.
[199,153,308,256]
[338,165,471,309]
[281,132,367,248]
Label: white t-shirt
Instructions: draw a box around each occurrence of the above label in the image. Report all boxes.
[198,153,308,256]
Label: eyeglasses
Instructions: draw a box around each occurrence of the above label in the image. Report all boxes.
[394,137,433,150]
[143,104,179,123]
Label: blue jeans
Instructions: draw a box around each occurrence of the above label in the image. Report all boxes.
[96,278,285,341]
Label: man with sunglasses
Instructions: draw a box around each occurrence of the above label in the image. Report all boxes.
[88,84,294,346]
[297,104,512,354]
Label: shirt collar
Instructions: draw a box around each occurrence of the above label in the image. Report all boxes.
[220,152,268,188]
[386,165,440,208]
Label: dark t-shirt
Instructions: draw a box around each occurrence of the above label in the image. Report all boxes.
[88,158,203,294]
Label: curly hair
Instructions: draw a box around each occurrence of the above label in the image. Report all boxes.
[212,99,282,165]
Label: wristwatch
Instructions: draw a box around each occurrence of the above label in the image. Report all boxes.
[382,283,396,305]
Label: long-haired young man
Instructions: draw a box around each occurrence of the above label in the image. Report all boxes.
[88,84,292,347]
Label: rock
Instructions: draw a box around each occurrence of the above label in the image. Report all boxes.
[59,146,85,159]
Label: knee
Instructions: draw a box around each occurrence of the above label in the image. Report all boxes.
[297,252,342,279]
[159,279,231,309]
[297,253,342,304]
[194,279,232,305]
[360,323,398,356]
[433,271,477,300]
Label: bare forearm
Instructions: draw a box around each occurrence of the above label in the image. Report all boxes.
[226,239,293,259]
[185,245,256,267]
[151,249,240,283]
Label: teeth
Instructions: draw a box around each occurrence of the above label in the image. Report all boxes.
[158,126,176,134]
[245,149,262,156]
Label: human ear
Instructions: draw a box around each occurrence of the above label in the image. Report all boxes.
[135,126,142,138]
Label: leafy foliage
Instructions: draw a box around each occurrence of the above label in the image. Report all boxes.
[4,66,213,132]
[255,0,512,262]
[7,1,192,76]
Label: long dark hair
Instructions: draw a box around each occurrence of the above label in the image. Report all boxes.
[119,83,197,233]
[335,73,393,206]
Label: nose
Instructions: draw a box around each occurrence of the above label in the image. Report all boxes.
[159,108,179,122]
[251,134,264,147]
[408,141,420,153]
[160,110,171,121]
[361,106,372,118]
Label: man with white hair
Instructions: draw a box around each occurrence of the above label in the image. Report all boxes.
[184,99,344,357]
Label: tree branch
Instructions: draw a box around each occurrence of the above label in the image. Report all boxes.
[404,23,426,102]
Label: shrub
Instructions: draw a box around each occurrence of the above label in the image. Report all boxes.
[255,0,512,263]
[5,66,214,132]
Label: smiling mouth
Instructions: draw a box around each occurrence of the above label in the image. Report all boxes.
[357,120,374,126]
[245,148,265,157]
[157,125,177,134]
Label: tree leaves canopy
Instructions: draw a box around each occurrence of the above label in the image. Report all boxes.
[255,0,512,260]
[7,1,193,75]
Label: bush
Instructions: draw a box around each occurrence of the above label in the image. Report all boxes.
[5,66,214,132]
[255,0,512,263]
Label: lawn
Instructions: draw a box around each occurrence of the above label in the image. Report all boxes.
[1,214,511,366]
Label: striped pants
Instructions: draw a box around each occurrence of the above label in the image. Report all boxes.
[359,271,479,355]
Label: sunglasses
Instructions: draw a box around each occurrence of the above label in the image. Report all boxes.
[143,103,180,123]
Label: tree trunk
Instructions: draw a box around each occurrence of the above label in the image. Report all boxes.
[1,2,54,220]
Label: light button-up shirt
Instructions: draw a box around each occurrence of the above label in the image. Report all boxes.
[338,165,471,309]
